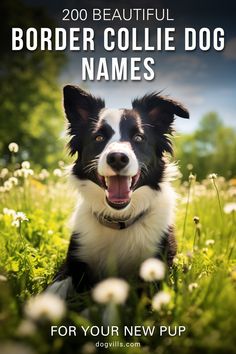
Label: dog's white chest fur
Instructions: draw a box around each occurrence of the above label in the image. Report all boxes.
[70,181,176,276]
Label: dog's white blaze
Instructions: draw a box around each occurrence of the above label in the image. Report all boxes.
[97,108,139,177]
[70,175,176,276]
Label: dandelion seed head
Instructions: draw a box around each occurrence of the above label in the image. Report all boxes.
[15,212,28,222]
[8,177,18,186]
[38,169,50,180]
[193,216,200,224]
[223,203,236,214]
[3,208,16,217]
[8,142,19,153]
[92,278,129,304]
[208,173,217,180]
[140,258,165,282]
[188,282,199,292]
[21,161,30,169]
[0,168,9,178]
[189,173,196,182]
[24,293,66,321]
[3,180,13,191]
[152,291,171,311]
[206,239,215,246]
[12,219,20,228]
[53,168,63,177]
[187,164,193,171]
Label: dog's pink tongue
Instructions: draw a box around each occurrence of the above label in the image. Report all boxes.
[106,176,130,203]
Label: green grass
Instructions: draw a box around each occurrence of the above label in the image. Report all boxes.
[0,164,236,354]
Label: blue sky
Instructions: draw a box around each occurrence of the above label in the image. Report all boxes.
[24,0,236,133]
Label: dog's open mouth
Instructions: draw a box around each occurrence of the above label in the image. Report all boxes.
[98,172,140,209]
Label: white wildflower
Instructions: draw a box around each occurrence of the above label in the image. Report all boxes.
[205,239,215,246]
[0,186,6,193]
[187,163,193,171]
[38,169,50,180]
[14,169,23,177]
[208,173,217,180]
[223,203,236,214]
[92,278,129,304]
[152,291,171,311]
[58,161,65,168]
[12,211,29,228]
[8,142,19,153]
[188,282,199,292]
[15,212,29,222]
[53,168,63,177]
[140,258,165,281]
[0,168,9,178]
[3,180,13,191]
[8,177,18,186]
[21,161,30,169]
[189,173,196,182]
[22,168,34,178]
[12,219,20,228]
[24,293,66,321]
[3,208,16,217]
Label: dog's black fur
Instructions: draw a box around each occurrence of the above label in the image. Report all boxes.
[48,86,189,299]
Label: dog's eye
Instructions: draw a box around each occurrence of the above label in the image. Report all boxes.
[133,134,145,143]
[95,135,105,142]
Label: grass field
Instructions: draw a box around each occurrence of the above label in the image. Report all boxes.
[0,156,236,354]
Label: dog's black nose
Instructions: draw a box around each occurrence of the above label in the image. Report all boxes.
[107,152,129,171]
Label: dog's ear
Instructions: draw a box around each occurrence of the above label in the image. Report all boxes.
[132,92,189,133]
[63,85,105,124]
[63,85,105,156]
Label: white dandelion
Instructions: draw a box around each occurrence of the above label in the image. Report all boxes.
[188,282,199,292]
[139,258,165,282]
[8,142,19,153]
[53,168,63,177]
[21,161,31,169]
[12,219,20,228]
[152,291,171,311]
[24,293,66,321]
[3,208,16,217]
[223,203,236,214]
[8,177,18,186]
[15,212,29,222]
[208,173,217,180]
[205,239,215,246]
[38,169,50,180]
[0,168,9,178]
[92,278,129,304]
[3,180,13,191]
[189,173,196,182]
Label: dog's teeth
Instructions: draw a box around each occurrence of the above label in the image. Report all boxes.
[105,177,109,187]
[128,177,132,188]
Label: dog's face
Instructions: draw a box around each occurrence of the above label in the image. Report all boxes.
[64,85,189,212]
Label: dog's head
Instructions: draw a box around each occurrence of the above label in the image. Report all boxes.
[64,85,189,215]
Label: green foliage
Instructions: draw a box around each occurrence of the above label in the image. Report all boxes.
[0,160,236,354]
[175,113,236,180]
[0,0,67,167]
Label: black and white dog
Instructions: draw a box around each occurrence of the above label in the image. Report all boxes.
[48,85,189,299]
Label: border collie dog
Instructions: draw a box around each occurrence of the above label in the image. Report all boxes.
[48,85,189,299]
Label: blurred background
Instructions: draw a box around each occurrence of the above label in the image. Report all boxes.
[0,0,236,180]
